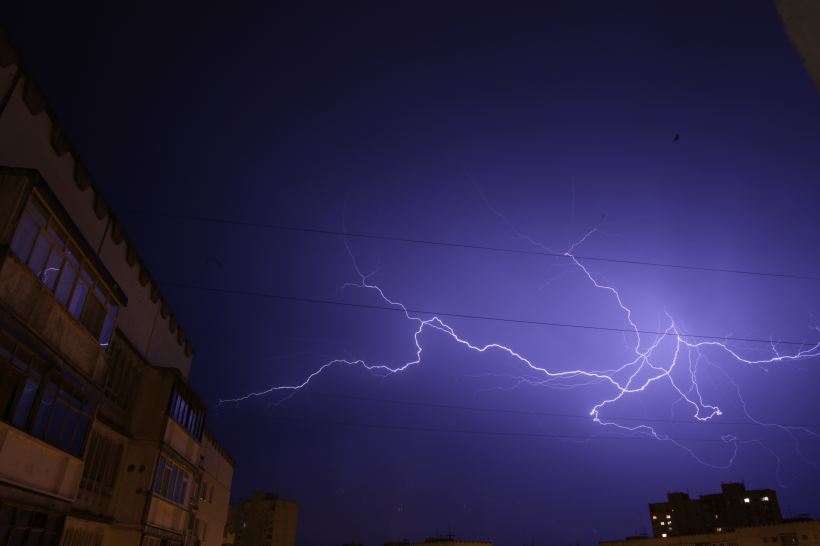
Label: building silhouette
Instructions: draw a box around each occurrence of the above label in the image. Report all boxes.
[649,483,782,537]
[223,493,299,546]
[602,517,817,546]
[0,21,233,545]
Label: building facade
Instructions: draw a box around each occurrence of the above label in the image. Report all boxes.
[602,519,820,546]
[0,22,232,546]
[222,493,299,546]
[649,483,782,538]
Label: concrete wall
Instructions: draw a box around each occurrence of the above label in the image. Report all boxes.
[0,61,194,377]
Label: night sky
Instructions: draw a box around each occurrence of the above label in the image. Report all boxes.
[3,2,820,545]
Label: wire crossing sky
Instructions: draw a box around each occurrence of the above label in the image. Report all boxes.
[215,190,820,487]
[7,2,820,545]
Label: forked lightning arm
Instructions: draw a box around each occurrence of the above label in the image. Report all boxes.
[217,197,820,485]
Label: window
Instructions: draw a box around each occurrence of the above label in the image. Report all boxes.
[30,374,94,456]
[661,522,665,526]
[168,385,205,441]
[153,455,190,508]
[780,536,798,545]
[744,498,750,503]
[716,515,719,519]
[0,334,46,429]
[653,516,657,520]
[717,529,722,533]
[201,482,208,500]
[0,502,64,545]
[142,536,182,546]
[0,330,94,456]
[762,497,769,501]
[667,515,671,519]
[209,486,214,504]
[63,528,103,546]
[10,192,120,347]
[801,537,807,541]
[662,534,667,538]
[773,538,779,542]
[82,430,124,496]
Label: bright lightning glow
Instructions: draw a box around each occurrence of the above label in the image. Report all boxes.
[217,189,820,486]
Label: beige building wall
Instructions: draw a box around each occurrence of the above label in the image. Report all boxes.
[0,54,194,378]
[0,22,235,546]
[197,428,235,546]
[775,0,820,96]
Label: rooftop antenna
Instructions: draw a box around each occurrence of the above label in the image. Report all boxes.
[446,526,455,541]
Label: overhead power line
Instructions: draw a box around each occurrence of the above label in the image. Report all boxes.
[114,209,820,282]
[194,379,820,428]
[214,411,820,443]
[160,281,817,346]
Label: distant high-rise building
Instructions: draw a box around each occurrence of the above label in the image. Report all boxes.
[649,482,782,537]
[223,493,299,546]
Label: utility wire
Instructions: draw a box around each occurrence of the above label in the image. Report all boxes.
[160,281,817,346]
[195,379,820,428]
[115,209,820,282]
[213,411,820,442]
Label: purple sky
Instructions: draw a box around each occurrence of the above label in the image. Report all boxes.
[4,2,820,545]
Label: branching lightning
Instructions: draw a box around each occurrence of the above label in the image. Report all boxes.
[217,188,820,486]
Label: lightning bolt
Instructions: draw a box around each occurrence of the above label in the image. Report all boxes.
[216,187,820,486]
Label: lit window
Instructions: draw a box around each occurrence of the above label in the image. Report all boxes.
[661,522,665,526]
[716,515,719,519]
[168,385,206,441]
[744,499,750,503]
[653,516,657,520]
[153,456,190,508]
[762,497,769,501]
[667,515,671,519]
[662,534,667,538]
[717,528,722,533]
[10,192,120,347]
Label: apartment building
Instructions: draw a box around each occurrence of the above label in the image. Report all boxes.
[223,493,299,546]
[649,483,783,537]
[0,22,232,546]
[601,518,820,546]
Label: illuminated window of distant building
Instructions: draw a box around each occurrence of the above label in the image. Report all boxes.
[10,192,121,348]
[716,515,719,519]
[744,499,750,503]
[662,534,667,538]
[667,515,671,519]
[717,529,722,533]
[653,516,657,520]
[661,522,665,526]
[762,497,769,501]
[153,455,190,508]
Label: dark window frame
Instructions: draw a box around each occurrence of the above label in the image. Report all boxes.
[0,330,95,458]
[168,383,205,442]
[152,454,191,509]
[0,501,64,546]
[9,191,120,348]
